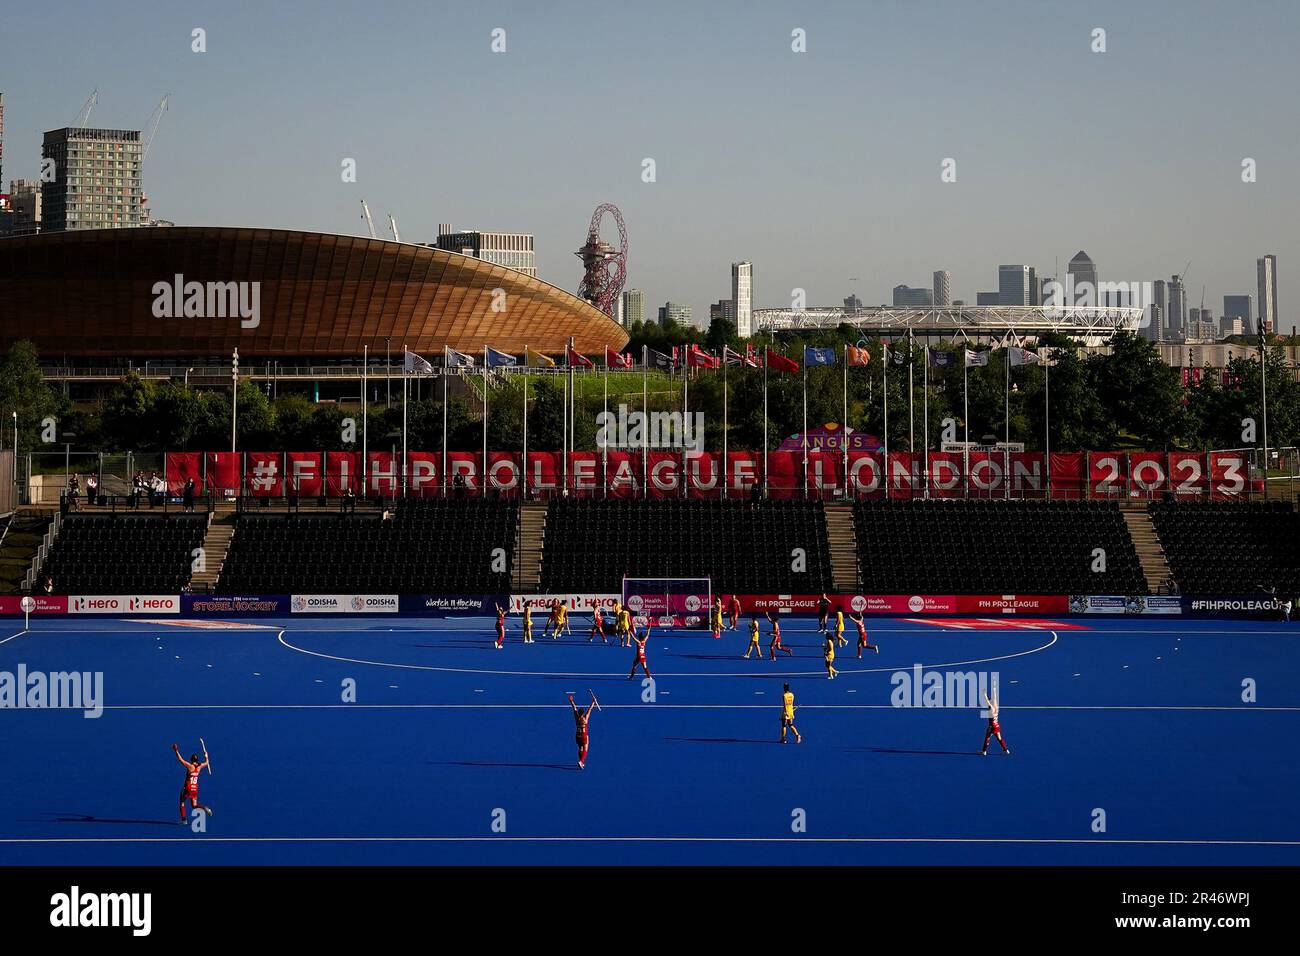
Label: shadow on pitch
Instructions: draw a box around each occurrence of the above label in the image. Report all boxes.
[39,812,179,827]
[665,736,781,746]
[844,747,982,757]
[434,759,577,771]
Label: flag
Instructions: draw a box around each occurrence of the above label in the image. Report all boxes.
[566,345,593,368]
[526,350,556,368]
[485,347,517,368]
[605,346,632,369]
[765,349,799,375]
[926,347,957,368]
[804,346,836,366]
[723,345,747,366]
[744,342,761,367]
[885,343,909,367]
[404,350,434,374]
[964,349,989,367]
[443,347,475,368]
[1008,346,1040,366]
[846,345,871,366]
[647,347,675,373]
[686,343,719,369]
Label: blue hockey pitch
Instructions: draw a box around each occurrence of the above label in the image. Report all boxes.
[1,614,1297,865]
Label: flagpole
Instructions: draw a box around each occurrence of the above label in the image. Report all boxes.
[362,344,368,498]
[1044,348,1051,500]
[402,346,408,498]
[1004,338,1012,501]
[565,336,573,496]
[642,345,649,499]
[923,342,930,500]
[523,346,529,500]
[482,346,488,498]
[841,344,848,501]
[602,349,609,499]
[883,338,889,469]
[441,348,448,498]
[907,325,915,454]
[802,357,808,498]
[723,355,729,499]
[763,350,769,498]
[682,351,689,499]
[963,354,969,499]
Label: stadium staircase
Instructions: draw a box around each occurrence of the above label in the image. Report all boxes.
[1121,509,1174,594]
[516,501,546,591]
[0,509,55,594]
[188,513,235,593]
[823,504,861,592]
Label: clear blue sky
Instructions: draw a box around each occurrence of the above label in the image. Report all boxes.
[3,0,1296,328]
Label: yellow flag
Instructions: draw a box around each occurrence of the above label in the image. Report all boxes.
[526,349,556,368]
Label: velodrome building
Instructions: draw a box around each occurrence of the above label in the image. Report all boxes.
[0,227,627,366]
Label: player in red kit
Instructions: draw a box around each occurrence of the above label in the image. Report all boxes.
[727,594,742,631]
[981,690,1010,755]
[172,742,212,823]
[588,605,607,643]
[627,626,653,680]
[494,602,507,649]
[568,692,597,769]
[767,612,794,660]
[850,611,879,656]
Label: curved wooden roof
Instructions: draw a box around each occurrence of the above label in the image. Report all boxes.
[0,227,628,359]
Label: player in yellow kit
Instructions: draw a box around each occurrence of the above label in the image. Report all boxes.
[743,616,763,660]
[522,604,534,644]
[833,608,848,648]
[555,602,571,638]
[618,606,633,647]
[823,632,838,679]
[780,683,802,744]
[710,597,723,639]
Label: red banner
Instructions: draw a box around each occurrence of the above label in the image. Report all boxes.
[646,452,681,498]
[1049,452,1084,498]
[685,451,723,498]
[926,452,963,498]
[325,451,359,495]
[847,451,885,498]
[286,452,323,497]
[165,452,202,495]
[205,452,241,494]
[525,452,561,496]
[725,452,764,498]
[1088,452,1125,498]
[245,452,283,497]
[1167,452,1207,498]
[1127,452,1168,494]
[486,452,522,497]
[1209,451,1248,499]
[765,452,798,498]
[405,451,440,497]
[604,452,641,499]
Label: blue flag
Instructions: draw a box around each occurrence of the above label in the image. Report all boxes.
[486,347,517,368]
[804,346,836,367]
[926,347,958,368]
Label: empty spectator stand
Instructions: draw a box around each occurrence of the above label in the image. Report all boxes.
[538,499,833,595]
[1148,500,1300,595]
[853,499,1148,595]
[215,499,519,595]
[38,513,208,594]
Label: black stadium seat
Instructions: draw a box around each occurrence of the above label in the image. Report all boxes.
[40,514,208,594]
[215,499,519,594]
[853,499,1148,595]
[1149,500,1300,594]
[538,499,833,594]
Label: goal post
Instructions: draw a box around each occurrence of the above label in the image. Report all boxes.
[622,576,712,629]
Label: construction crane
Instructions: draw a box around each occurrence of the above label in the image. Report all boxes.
[74,89,98,128]
[388,215,401,243]
[141,95,169,161]
[360,200,376,239]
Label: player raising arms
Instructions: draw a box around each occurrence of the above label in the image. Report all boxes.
[822,631,838,679]
[780,683,802,744]
[850,611,878,656]
[710,597,724,639]
[627,625,653,680]
[588,604,607,643]
[568,692,598,769]
[767,611,794,660]
[743,615,764,660]
[981,690,1011,756]
[727,594,741,631]
[816,593,831,634]
[172,743,213,823]
[494,602,507,649]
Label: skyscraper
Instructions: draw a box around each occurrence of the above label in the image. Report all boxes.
[1067,251,1098,302]
[434,224,536,277]
[8,179,41,236]
[1257,255,1278,334]
[998,265,1030,305]
[1168,275,1186,343]
[40,126,145,232]
[932,270,952,307]
[893,284,933,308]
[620,288,645,327]
[658,302,692,327]
[1152,279,1167,340]
[731,261,753,337]
[1223,294,1254,337]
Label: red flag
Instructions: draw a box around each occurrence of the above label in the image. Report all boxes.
[567,346,594,368]
[745,343,760,367]
[686,343,719,369]
[765,349,799,374]
[605,346,632,369]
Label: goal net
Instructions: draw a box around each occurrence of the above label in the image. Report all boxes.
[622,577,712,629]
